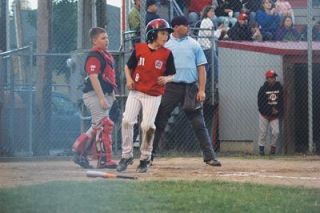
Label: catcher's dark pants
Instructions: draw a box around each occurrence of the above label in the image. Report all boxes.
[152,82,216,161]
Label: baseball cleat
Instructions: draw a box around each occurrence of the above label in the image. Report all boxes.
[136,160,150,173]
[72,152,93,169]
[205,159,222,167]
[116,157,134,172]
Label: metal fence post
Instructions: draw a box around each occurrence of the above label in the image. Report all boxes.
[140,0,146,41]
[8,54,14,152]
[28,44,33,156]
[307,0,314,153]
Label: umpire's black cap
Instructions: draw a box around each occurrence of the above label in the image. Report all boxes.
[171,16,189,28]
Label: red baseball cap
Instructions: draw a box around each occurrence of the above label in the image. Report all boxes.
[265,70,278,78]
[238,13,248,21]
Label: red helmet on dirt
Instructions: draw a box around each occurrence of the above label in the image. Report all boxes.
[265,70,278,78]
[146,18,173,43]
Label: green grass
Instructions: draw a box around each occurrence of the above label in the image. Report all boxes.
[0,181,319,213]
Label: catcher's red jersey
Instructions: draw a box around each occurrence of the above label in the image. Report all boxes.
[132,43,171,96]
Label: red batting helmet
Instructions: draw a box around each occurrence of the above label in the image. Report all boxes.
[265,70,278,78]
[146,18,173,43]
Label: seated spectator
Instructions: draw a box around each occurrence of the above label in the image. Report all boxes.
[250,22,263,41]
[313,21,320,41]
[255,0,280,40]
[129,0,141,31]
[242,0,263,24]
[230,0,243,18]
[274,0,295,23]
[197,6,225,98]
[301,21,320,41]
[198,6,227,51]
[215,0,238,28]
[227,13,262,41]
[274,16,301,41]
[145,0,160,25]
[128,0,141,43]
[187,0,212,27]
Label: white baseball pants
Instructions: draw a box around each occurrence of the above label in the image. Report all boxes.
[121,90,161,161]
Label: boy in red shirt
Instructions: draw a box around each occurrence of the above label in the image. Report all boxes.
[117,19,176,173]
[72,27,117,169]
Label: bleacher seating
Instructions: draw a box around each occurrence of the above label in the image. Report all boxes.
[288,0,320,25]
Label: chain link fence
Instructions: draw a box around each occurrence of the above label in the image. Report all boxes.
[1,0,320,158]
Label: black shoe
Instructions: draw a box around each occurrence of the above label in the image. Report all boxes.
[149,154,155,166]
[136,160,150,173]
[205,159,222,167]
[72,152,93,169]
[259,146,265,156]
[116,157,134,172]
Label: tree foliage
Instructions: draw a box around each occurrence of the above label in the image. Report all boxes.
[52,0,77,53]
[26,0,77,78]
[51,0,77,78]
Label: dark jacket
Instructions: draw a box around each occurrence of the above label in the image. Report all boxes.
[274,26,301,41]
[145,11,160,25]
[228,22,253,41]
[243,0,262,12]
[258,81,283,119]
[215,0,240,16]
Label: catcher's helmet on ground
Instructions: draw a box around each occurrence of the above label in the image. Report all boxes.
[265,70,278,78]
[146,18,173,43]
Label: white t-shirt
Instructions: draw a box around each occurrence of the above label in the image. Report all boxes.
[197,17,222,50]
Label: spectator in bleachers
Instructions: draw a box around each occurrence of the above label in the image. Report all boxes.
[128,0,141,32]
[197,6,227,83]
[187,0,213,27]
[274,16,301,41]
[274,0,295,23]
[145,0,160,25]
[230,0,243,18]
[313,21,320,41]
[301,21,320,41]
[215,0,238,28]
[198,6,227,50]
[250,22,263,41]
[255,0,280,40]
[128,0,141,43]
[176,0,187,13]
[227,13,262,41]
[242,0,263,24]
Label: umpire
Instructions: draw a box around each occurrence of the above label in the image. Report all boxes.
[152,16,221,167]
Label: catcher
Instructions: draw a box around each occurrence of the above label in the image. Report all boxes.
[72,27,117,169]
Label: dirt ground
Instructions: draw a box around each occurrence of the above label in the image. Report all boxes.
[0,156,320,189]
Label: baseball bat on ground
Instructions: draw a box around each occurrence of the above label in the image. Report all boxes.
[86,170,137,180]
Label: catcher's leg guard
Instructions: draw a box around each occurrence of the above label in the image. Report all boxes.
[96,117,117,169]
[72,134,90,155]
[72,134,93,169]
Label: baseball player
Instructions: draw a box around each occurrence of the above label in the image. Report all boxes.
[258,70,283,155]
[72,27,117,169]
[117,19,176,173]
